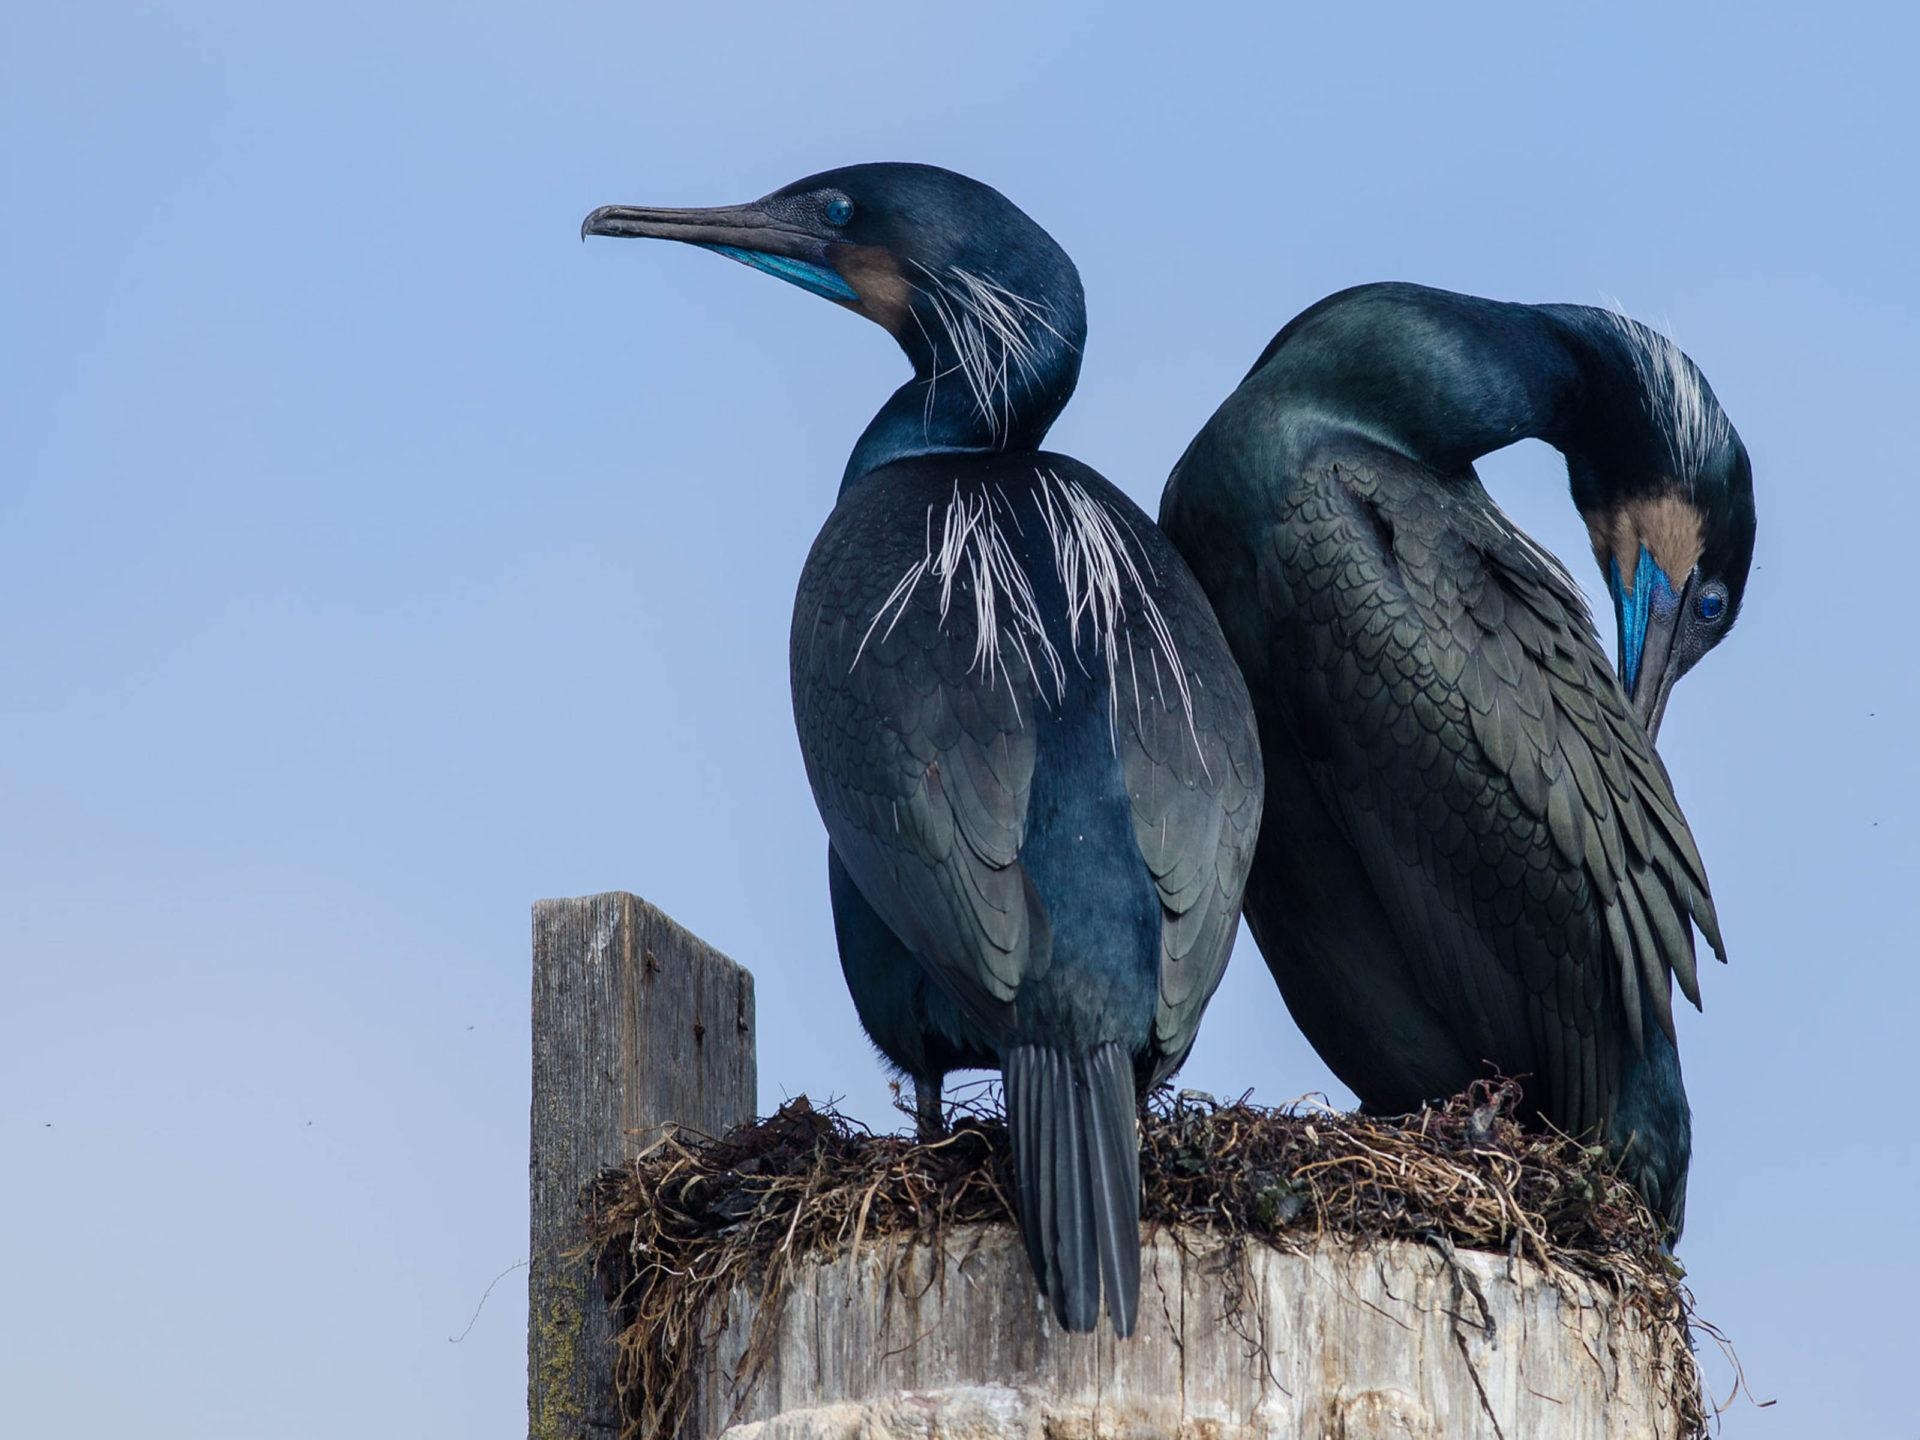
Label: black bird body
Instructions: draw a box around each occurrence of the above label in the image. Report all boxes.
[796,450,1261,1330]
[587,164,1262,1333]
[1163,283,1753,1232]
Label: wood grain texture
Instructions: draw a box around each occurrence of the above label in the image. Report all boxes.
[529,892,756,1440]
[692,1226,1682,1440]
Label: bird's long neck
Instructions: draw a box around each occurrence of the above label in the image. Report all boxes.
[1242,283,1674,491]
[841,284,1084,491]
[1242,284,1588,477]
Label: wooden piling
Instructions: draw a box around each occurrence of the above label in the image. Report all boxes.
[528,892,756,1440]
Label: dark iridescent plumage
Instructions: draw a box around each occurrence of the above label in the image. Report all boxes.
[587,164,1262,1332]
[1162,283,1753,1233]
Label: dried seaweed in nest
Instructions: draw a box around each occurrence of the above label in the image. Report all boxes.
[583,1080,1711,1440]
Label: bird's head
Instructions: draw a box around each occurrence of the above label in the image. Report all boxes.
[583,162,1084,452]
[1564,315,1756,740]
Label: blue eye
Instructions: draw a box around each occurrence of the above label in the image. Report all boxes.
[1697,590,1726,622]
[825,197,854,226]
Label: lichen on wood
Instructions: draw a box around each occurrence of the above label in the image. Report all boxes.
[528,1294,584,1440]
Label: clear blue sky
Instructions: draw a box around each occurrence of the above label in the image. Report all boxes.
[3,3,1912,1435]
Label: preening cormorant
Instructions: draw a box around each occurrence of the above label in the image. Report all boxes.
[585,164,1263,1333]
[1161,283,1754,1234]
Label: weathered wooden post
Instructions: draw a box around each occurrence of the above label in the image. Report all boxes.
[529,892,756,1440]
[532,896,1697,1440]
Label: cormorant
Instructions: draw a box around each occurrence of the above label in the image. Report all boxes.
[1161,283,1754,1234]
[584,164,1263,1334]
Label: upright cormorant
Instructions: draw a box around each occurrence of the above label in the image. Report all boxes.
[585,164,1263,1333]
[1161,283,1754,1233]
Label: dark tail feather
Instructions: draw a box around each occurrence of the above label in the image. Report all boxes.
[1008,1046,1056,1302]
[1004,1042,1142,1336]
[1082,1043,1142,1335]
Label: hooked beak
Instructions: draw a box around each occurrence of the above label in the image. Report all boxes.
[1628,587,1688,742]
[580,200,858,302]
[1612,547,1689,742]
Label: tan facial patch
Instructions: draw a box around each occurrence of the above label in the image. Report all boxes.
[832,245,915,335]
[1583,492,1706,588]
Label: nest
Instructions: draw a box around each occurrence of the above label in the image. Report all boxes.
[585,1080,1710,1440]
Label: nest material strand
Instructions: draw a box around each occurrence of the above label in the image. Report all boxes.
[585,1080,1707,1440]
